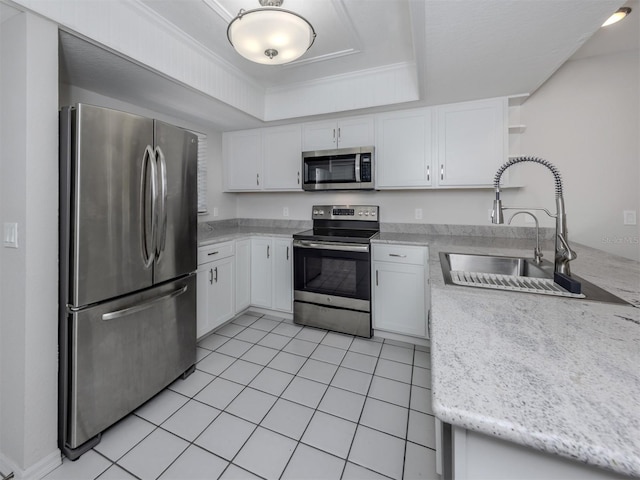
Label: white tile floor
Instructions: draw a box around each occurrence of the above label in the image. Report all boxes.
[45,312,438,480]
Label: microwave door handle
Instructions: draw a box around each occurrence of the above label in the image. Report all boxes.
[355,153,361,182]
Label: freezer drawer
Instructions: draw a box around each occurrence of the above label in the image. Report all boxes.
[63,274,196,450]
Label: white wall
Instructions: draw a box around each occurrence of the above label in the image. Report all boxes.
[233,48,640,261]
[521,49,639,261]
[59,84,237,222]
[0,10,60,479]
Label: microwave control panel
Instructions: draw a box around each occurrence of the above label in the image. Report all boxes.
[360,154,372,182]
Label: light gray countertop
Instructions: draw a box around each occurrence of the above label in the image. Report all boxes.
[198,221,640,476]
[425,235,640,477]
[198,225,302,246]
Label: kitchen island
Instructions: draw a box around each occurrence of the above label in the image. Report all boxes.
[423,234,640,479]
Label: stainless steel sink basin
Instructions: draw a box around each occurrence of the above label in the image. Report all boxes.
[439,252,631,305]
[443,252,553,279]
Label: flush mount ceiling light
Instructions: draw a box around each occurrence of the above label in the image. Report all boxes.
[227,0,316,65]
[602,7,632,27]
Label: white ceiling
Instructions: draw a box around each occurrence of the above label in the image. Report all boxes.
[55,0,636,131]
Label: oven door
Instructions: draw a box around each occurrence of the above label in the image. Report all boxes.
[293,240,372,337]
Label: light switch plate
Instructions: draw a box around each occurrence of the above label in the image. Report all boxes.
[3,222,18,248]
[415,208,423,220]
[623,210,637,226]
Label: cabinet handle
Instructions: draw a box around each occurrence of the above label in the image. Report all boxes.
[337,127,341,139]
[426,165,430,182]
[297,171,300,185]
[440,164,444,181]
[267,245,270,259]
[389,253,407,258]
[376,270,379,286]
[214,266,218,283]
[286,246,289,260]
[256,173,260,186]
[209,268,213,285]
[333,128,336,140]
[207,251,219,256]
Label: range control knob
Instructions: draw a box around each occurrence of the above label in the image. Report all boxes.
[319,210,325,215]
[364,211,369,216]
[371,210,377,216]
[313,210,318,215]
[358,211,363,216]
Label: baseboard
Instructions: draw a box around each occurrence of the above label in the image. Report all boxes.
[0,450,61,480]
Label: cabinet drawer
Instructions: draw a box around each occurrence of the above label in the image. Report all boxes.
[373,244,425,265]
[198,241,235,265]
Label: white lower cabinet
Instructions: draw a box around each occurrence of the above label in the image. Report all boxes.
[251,237,293,313]
[198,235,294,338]
[372,243,430,338]
[235,238,251,313]
[197,242,235,338]
[450,426,628,480]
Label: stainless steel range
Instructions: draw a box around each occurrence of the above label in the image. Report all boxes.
[293,205,379,338]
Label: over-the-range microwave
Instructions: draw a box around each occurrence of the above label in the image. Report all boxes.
[301,146,374,191]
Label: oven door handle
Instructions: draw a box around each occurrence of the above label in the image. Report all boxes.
[293,239,370,253]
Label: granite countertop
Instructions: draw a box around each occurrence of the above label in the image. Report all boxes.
[199,220,640,475]
[424,235,640,477]
[198,225,304,246]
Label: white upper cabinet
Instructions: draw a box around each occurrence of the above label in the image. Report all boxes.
[376,108,434,189]
[223,130,262,191]
[436,97,507,187]
[262,125,302,190]
[302,116,374,151]
[224,125,302,192]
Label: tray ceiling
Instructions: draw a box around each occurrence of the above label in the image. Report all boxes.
[49,0,634,129]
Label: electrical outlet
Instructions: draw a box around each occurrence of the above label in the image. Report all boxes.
[3,222,18,248]
[415,208,423,220]
[623,210,637,225]
[283,207,289,217]
[213,207,219,217]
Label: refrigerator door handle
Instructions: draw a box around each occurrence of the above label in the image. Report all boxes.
[101,285,188,321]
[141,145,157,268]
[155,146,168,259]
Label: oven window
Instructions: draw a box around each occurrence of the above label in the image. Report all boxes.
[304,155,356,184]
[294,247,370,300]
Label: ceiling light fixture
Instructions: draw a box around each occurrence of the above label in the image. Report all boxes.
[227,0,316,65]
[601,7,632,27]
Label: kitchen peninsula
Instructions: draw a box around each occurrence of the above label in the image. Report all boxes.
[426,235,640,479]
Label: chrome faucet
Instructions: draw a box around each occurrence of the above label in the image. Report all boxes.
[508,211,543,264]
[491,156,577,276]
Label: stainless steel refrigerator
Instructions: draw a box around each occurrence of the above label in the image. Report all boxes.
[58,103,198,460]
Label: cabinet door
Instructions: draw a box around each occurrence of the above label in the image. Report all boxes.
[196,263,212,338]
[235,239,251,313]
[337,116,375,149]
[209,256,235,331]
[436,98,506,187]
[302,121,337,151]
[263,125,302,190]
[376,108,433,188]
[373,262,427,337]
[224,130,263,191]
[272,238,293,312]
[250,237,272,308]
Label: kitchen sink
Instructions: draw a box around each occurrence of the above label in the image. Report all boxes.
[439,252,632,305]
[443,252,553,279]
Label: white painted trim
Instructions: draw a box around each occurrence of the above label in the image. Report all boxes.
[282,48,361,67]
[0,450,61,480]
[267,61,417,93]
[128,0,264,91]
[201,0,234,23]
[264,62,419,120]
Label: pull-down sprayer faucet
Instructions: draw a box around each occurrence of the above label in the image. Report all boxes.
[491,156,577,276]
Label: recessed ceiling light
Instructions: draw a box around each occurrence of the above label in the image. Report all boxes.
[602,7,632,27]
